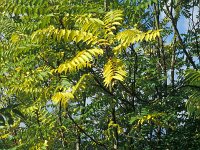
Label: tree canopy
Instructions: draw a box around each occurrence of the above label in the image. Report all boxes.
[0,0,200,149]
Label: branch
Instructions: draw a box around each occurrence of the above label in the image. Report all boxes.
[67,112,108,149]
[90,68,133,106]
[164,1,197,70]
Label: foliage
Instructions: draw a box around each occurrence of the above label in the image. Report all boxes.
[185,70,200,117]
[0,0,200,149]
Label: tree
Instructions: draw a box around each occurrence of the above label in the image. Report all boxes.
[0,0,200,149]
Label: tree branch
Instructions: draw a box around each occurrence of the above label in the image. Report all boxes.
[67,112,108,149]
[164,1,197,70]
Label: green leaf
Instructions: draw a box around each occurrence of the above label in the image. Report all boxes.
[12,109,25,118]
[0,115,5,126]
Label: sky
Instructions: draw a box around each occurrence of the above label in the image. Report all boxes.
[160,6,199,34]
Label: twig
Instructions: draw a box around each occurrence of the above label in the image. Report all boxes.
[67,112,108,149]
